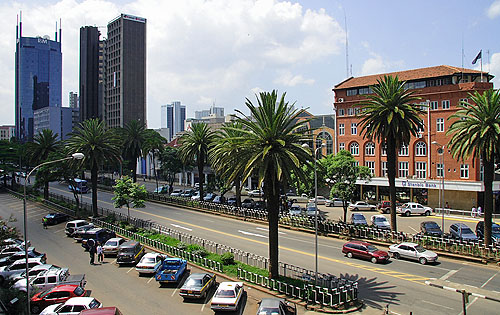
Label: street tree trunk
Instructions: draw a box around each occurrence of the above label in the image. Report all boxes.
[44,182,49,200]
[264,167,279,279]
[235,178,242,207]
[198,152,205,200]
[386,138,398,232]
[483,158,494,247]
[343,201,348,222]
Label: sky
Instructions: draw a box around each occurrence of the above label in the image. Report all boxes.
[1,0,499,129]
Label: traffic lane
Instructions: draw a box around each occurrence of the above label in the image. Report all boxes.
[0,194,276,315]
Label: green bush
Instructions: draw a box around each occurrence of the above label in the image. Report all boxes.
[221,252,235,265]
[176,242,187,250]
[192,248,208,257]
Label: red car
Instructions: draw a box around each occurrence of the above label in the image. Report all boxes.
[342,241,390,264]
[30,284,87,314]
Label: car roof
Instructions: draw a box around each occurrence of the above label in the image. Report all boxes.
[105,237,123,243]
[259,298,285,308]
[50,284,79,292]
[68,220,87,224]
[452,223,470,228]
[13,257,43,264]
[398,242,418,247]
[64,297,96,305]
[188,273,213,279]
[120,240,140,248]
[142,252,161,258]
[345,240,372,246]
[218,281,243,289]
[372,215,386,219]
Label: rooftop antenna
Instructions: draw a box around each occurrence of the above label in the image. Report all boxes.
[59,18,62,43]
[19,11,22,38]
[55,21,58,42]
[344,8,349,78]
[16,14,18,40]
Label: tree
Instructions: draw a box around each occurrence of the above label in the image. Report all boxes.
[447,89,500,246]
[27,129,61,199]
[289,164,316,197]
[142,129,167,192]
[178,123,217,200]
[159,146,183,192]
[112,176,148,219]
[121,120,147,182]
[322,150,372,222]
[357,75,423,232]
[66,119,122,217]
[223,90,311,279]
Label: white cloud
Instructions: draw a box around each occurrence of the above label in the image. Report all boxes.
[361,54,387,76]
[273,71,314,86]
[487,0,500,19]
[487,52,500,88]
[0,0,345,128]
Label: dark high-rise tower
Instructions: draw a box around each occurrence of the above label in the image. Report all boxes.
[105,14,147,128]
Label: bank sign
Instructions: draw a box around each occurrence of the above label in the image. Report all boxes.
[401,180,438,189]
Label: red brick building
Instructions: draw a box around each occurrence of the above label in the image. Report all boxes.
[332,65,498,211]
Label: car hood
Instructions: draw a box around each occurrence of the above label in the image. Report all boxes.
[0,266,7,272]
[420,250,438,258]
[373,250,388,257]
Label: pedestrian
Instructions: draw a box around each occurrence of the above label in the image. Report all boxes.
[89,244,96,265]
[42,217,48,229]
[477,206,483,217]
[97,242,103,263]
[471,206,477,218]
[445,202,449,209]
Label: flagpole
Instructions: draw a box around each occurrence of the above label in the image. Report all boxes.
[480,50,483,82]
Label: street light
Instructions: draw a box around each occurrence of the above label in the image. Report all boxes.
[432,141,445,238]
[302,142,326,285]
[23,152,84,314]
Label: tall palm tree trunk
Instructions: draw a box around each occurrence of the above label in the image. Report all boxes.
[387,139,398,232]
[91,163,99,217]
[44,182,49,200]
[235,177,242,207]
[152,152,159,193]
[264,168,279,279]
[130,158,137,183]
[198,155,204,200]
[483,158,494,246]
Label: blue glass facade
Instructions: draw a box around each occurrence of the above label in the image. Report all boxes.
[16,35,62,142]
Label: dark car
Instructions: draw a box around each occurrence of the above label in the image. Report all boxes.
[241,198,256,209]
[305,203,326,221]
[420,221,443,237]
[212,195,226,204]
[117,241,145,265]
[256,298,297,315]
[180,189,195,198]
[254,201,267,211]
[0,248,46,267]
[43,213,69,225]
[30,284,87,314]
[449,223,478,241]
[342,241,390,264]
[350,213,367,225]
[81,228,116,251]
[73,225,99,242]
[179,273,216,300]
[476,221,500,243]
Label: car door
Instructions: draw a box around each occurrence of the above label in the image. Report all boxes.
[357,245,369,259]
[406,245,418,261]
[397,245,409,258]
[414,204,424,214]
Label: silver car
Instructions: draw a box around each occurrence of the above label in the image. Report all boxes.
[388,242,438,265]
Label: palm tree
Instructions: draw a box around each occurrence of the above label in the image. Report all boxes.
[178,123,217,200]
[28,129,61,199]
[357,75,423,232]
[121,120,147,182]
[142,129,167,192]
[66,119,122,217]
[447,89,500,246]
[225,90,311,279]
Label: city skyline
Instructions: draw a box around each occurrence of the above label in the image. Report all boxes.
[0,0,499,129]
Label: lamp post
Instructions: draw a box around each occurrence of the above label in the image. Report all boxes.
[23,152,84,314]
[432,141,445,237]
[303,142,326,285]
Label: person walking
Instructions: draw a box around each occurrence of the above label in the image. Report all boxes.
[96,243,103,263]
[477,206,483,217]
[471,206,477,218]
[88,239,96,265]
[42,217,48,229]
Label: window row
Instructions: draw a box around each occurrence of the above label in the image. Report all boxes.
[341,141,429,157]
[339,119,445,136]
[352,161,470,179]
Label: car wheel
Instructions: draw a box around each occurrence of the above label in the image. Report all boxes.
[405,211,411,217]
[354,207,358,211]
[425,210,430,216]
[31,305,41,314]
[371,257,378,264]
[393,252,400,259]
[347,252,353,258]
[419,257,427,265]
[371,207,376,211]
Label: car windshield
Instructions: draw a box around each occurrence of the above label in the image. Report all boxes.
[106,241,117,246]
[415,245,426,253]
[257,307,280,315]
[141,257,156,264]
[366,245,378,252]
[353,214,364,219]
[74,286,85,296]
[185,278,203,286]
[492,225,500,233]
[426,222,440,229]
[216,289,235,298]
[88,299,100,308]
[374,217,386,222]
[119,248,134,254]
[460,227,474,234]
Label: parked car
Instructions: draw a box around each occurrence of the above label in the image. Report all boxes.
[0,244,26,259]
[397,202,432,216]
[81,228,116,251]
[450,223,478,241]
[227,197,237,206]
[179,272,216,300]
[204,193,217,202]
[305,203,325,220]
[102,238,125,257]
[191,191,205,201]
[31,284,88,314]
[476,221,500,243]
[0,248,46,267]
[389,242,438,265]
[377,201,391,214]
[247,190,263,198]
[135,253,165,275]
[289,205,303,216]
[13,268,86,293]
[40,297,102,315]
[342,241,390,264]
[241,198,256,209]
[116,241,145,265]
[350,213,367,225]
[212,196,226,204]
[79,307,123,315]
[7,264,61,283]
[325,198,344,207]
[170,189,183,197]
[257,298,297,315]
[371,215,391,230]
[348,201,376,211]
[420,221,443,237]
[0,258,46,282]
[65,220,93,237]
[308,196,327,205]
[73,226,99,242]
[0,238,29,248]
[155,258,188,286]
[43,213,69,225]
[210,282,245,312]
[180,189,195,198]
[153,185,169,194]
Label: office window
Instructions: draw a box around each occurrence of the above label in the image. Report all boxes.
[365,142,375,156]
[415,142,427,156]
[399,144,409,156]
[381,143,387,156]
[436,163,444,178]
[442,100,450,109]
[430,101,438,110]
[359,87,370,95]
[365,161,375,175]
[347,89,357,96]
[351,123,357,135]
[381,161,387,177]
[353,161,359,167]
[349,142,359,156]
[459,98,468,107]
[339,123,345,136]
[347,108,354,116]
[415,162,427,179]
[399,162,409,178]
[338,108,345,116]
[437,118,444,132]
[460,164,469,179]
[339,142,345,151]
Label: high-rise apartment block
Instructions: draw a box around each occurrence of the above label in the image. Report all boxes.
[195,104,224,119]
[161,101,185,140]
[0,126,15,141]
[69,92,79,108]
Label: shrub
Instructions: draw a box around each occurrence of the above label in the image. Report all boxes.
[221,252,235,265]
[176,242,187,250]
[192,248,208,257]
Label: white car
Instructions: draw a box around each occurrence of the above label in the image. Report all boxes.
[135,252,165,275]
[102,237,125,256]
[248,190,263,198]
[210,281,245,312]
[348,201,376,211]
[371,215,391,230]
[40,297,102,315]
[308,196,327,205]
[326,198,344,207]
[0,258,46,281]
[170,189,183,197]
[396,202,432,216]
[389,242,438,265]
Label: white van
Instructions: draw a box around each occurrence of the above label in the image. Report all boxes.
[65,220,92,236]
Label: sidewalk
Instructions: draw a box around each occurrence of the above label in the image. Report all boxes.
[303,304,386,315]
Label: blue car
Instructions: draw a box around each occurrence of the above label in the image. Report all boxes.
[68,178,89,193]
[450,223,478,241]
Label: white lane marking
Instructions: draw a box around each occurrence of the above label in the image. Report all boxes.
[440,269,459,280]
[238,230,267,238]
[147,277,155,284]
[408,226,418,233]
[205,219,214,223]
[171,224,192,231]
[126,267,134,273]
[54,228,66,234]
[201,303,206,312]
[171,288,178,297]
[481,272,498,288]
[421,300,454,310]
[255,227,285,235]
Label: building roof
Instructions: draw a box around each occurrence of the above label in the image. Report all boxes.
[334,65,492,90]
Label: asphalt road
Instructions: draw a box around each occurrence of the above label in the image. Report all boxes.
[46,182,500,315]
[0,192,298,315]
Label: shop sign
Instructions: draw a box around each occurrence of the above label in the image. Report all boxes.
[401,180,437,189]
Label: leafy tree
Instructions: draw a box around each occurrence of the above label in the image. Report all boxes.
[357,75,423,231]
[0,140,21,187]
[121,120,147,182]
[224,90,311,279]
[66,119,122,217]
[142,129,167,192]
[112,176,148,219]
[447,89,500,246]
[322,150,372,222]
[159,146,183,192]
[178,123,217,200]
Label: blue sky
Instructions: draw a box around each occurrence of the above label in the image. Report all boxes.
[0,0,499,129]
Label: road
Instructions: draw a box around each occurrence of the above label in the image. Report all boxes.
[46,182,500,315]
[0,192,298,315]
